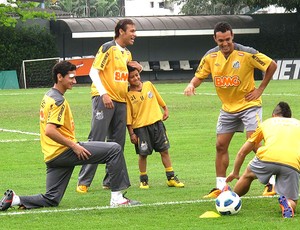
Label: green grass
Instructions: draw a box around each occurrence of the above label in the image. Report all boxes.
[1,80,300,229]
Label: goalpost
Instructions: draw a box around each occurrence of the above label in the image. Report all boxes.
[20,57,60,89]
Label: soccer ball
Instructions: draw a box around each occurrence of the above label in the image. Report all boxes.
[215,191,242,215]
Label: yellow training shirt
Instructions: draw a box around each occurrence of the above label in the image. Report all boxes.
[195,43,272,113]
[91,40,132,102]
[40,88,77,162]
[248,117,300,172]
[127,81,166,129]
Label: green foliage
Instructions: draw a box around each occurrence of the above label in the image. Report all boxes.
[247,0,300,13]
[171,0,299,15]
[0,0,55,27]
[50,0,121,17]
[0,25,59,75]
[1,81,300,228]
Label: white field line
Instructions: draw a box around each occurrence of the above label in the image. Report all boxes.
[0,128,40,143]
[1,91,300,97]
[0,139,40,143]
[0,128,40,136]
[0,195,277,216]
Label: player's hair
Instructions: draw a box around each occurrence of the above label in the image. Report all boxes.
[52,61,76,83]
[115,19,135,39]
[127,64,137,73]
[272,101,292,118]
[214,22,233,36]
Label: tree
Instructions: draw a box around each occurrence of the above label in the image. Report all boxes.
[246,0,300,13]
[171,0,299,15]
[0,0,55,27]
[49,0,122,17]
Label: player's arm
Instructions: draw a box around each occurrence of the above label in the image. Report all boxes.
[90,67,114,109]
[245,60,277,101]
[226,141,255,182]
[89,67,107,96]
[184,77,203,96]
[45,123,91,160]
[162,106,169,121]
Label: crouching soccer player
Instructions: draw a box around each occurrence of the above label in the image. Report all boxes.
[226,102,299,218]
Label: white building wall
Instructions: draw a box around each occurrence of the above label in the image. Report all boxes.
[125,0,183,16]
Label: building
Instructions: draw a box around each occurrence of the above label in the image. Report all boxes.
[124,0,182,16]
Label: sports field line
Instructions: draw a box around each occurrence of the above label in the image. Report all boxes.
[0,128,40,136]
[1,91,300,97]
[0,195,275,217]
[0,139,40,143]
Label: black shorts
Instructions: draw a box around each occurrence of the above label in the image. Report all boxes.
[133,121,170,155]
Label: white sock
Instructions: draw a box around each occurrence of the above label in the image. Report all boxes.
[216,177,226,190]
[110,191,125,203]
[268,175,276,185]
[11,193,21,206]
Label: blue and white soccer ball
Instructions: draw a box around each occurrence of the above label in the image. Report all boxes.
[215,191,242,215]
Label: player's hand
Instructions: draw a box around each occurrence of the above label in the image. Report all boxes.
[184,84,196,96]
[245,88,263,101]
[102,94,114,109]
[226,172,239,182]
[128,61,143,72]
[162,110,169,121]
[73,144,91,160]
[130,133,138,144]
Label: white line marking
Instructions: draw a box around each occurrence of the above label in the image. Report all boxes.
[0,195,276,216]
[0,128,40,136]
[0,139,40,143]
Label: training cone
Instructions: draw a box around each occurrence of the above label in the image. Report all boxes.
[199,211,221,218]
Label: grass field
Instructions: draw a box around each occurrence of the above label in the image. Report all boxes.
[0,79,300,229]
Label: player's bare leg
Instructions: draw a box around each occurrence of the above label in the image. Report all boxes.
[233,166,256,196]
[139,155,149,189]
[160,151,184,188]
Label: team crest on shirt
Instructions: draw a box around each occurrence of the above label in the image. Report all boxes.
[232,61,240,69]
[147,91,153,99]
[95,110,104,120]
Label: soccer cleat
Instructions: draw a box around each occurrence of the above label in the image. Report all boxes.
[262,183,276,196]
[110,192,141,207]
[167,176,184,188]
[139,181,149,189]
[0,189,14,211]
[203,188,221,198]
[76,185,88,193]
[102,185,110,190]
[278,195,294,218]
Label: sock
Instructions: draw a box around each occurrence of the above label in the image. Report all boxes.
[12,193,21,206]
[165,167,174,180]
[268,175,275,185]
[111,191,123,203]
[140,172,148,182]
[216,177,226,190]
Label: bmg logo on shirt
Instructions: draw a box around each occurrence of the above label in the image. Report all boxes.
[214,75,241,87]
[114,71,128,82]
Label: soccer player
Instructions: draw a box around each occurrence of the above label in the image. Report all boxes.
[0,61,139,211]
[126,65,184,189]
[76,19,142,193]
[226,102,299,218]
[184,21,277,198]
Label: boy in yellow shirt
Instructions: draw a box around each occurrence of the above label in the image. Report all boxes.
[126,65,184,189]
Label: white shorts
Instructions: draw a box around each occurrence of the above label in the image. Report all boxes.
[216,106,262,134]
